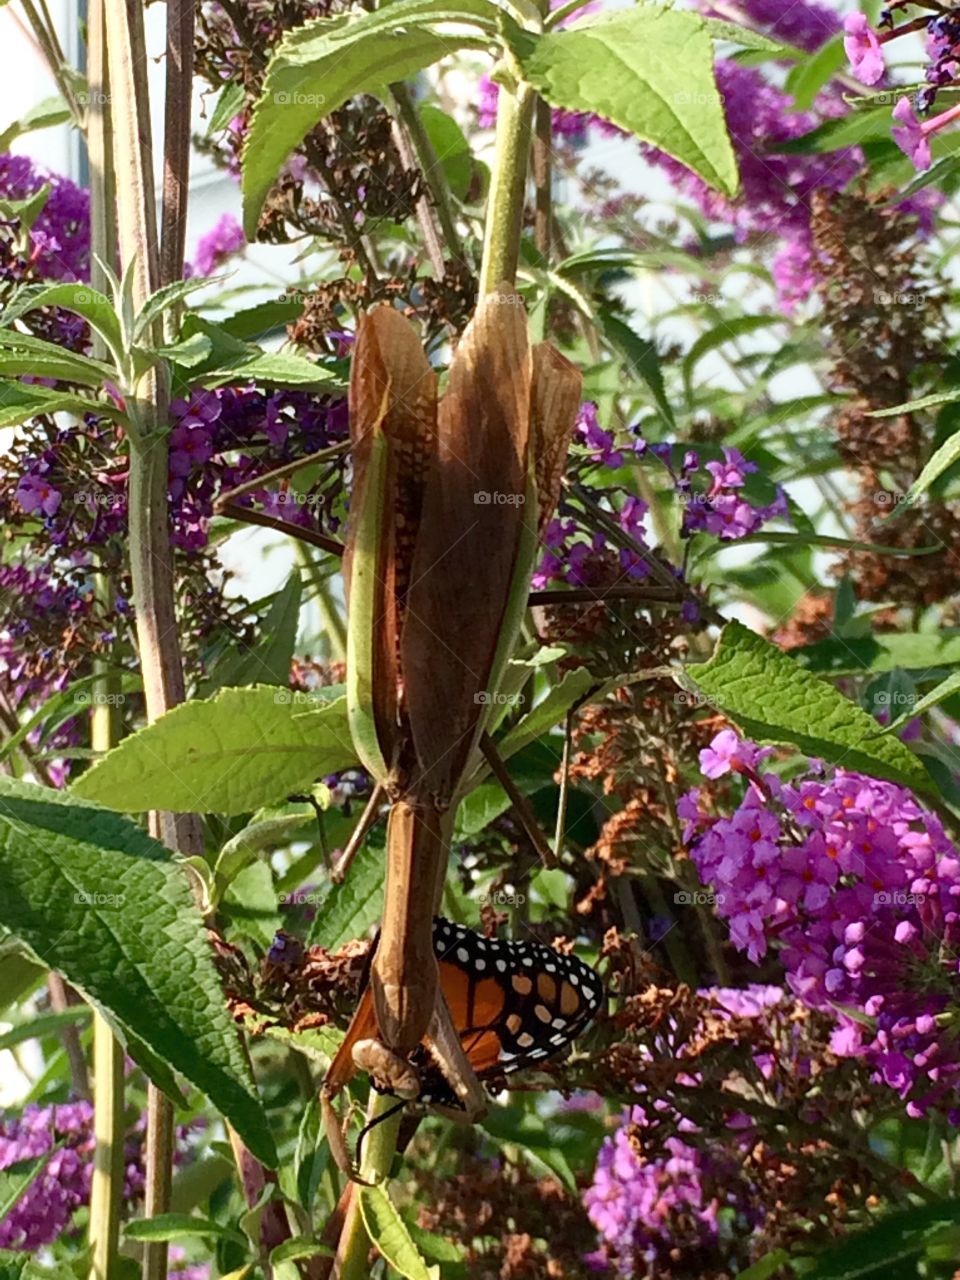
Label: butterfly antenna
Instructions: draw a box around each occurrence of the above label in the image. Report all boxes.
[354,1098,407,1172]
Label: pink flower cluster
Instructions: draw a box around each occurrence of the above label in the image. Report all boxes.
[683,732,960,1119]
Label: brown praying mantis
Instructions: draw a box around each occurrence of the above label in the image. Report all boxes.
[319,283,582,1171]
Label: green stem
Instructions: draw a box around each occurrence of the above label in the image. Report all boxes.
[89,1014,124,1280]
[333,1094,403,1280]
[104,4,205,1277]
[18,0,84,125]
[293,540,347,664]
[85,7,126,1273]
[478,70,535,294]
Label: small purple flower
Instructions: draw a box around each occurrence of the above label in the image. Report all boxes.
[699,728,749,779]
[843,13,885,85]
[16,473,61,517]
[892,96,932,170]
[577,403,623,468]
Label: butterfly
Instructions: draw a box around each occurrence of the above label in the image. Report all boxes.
[360,917,603,1109]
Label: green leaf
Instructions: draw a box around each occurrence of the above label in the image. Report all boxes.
[497,668,593,762]
[511,7,738,196]
[0,1149,59,1223]
[72,686,357,816]
[170,316,344,392]
[0,330,115,386]
[683,622,934,794]
[0,96,72,152]
[682,314,781,397]
[700,17,792,53]
[306,836,385,948]
[223,860,281,949]
[214,805,314,904]
[1,283,124,362]
[596,307,675,428]
[204,572,302,693]
[785,34,844,110]
[869,390,960,420]
[481,1107,577,1191]
[772,105,891,154]
[0,1006,91,1052]
[133,277,219,343]
[207,82,246,136]
[0,381,124,428]
[418,103,474,200]
[221,298,305,341]
[805,1200,960,1279]
[359,1184,435,1280]
[200,350,343,391]
[0,940,44,1013]
[124,1213,247,1246]
[736,1252,792,1280]
[882,669,960,734]
[0,778,276,1166]
[293,1098,328,1214]
[241,0,499,236]
[269,1238,333,1265]
[792,632,960,677]
[888,422,960,508]
[0,1251,30,1280]
[0,183,50,232]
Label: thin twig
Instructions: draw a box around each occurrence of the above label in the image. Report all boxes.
[553,709,573,860]
[480,732,557,868]
[218,499,345,558]
[213,441,349,511]
[332,782,385,883]
[47,975,90,1098]
[390,82,464,265]
[532,98,552,259]
[389,91,446,281]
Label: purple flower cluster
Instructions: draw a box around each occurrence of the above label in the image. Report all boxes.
[709,0,839,53]
[644,58,859,312]
[584,986,787,1273]
[13,384,348,554]
[533,409,788,588]
[841,7,960,170]
[185,213,246,279]
[683,731,960,1119]
[585,1113,729,1271]
[661,442,789,541]
[0,153,90,284]
[0,1102,145,1250]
